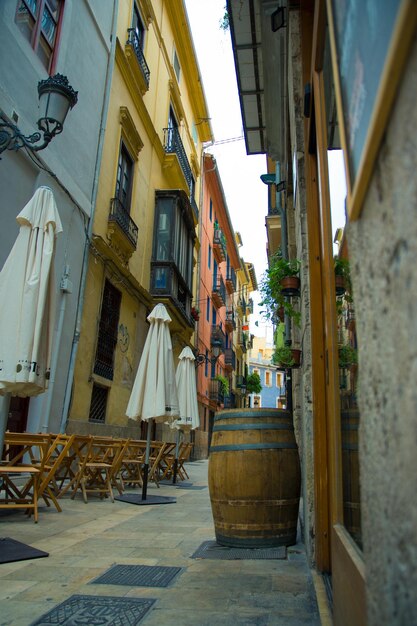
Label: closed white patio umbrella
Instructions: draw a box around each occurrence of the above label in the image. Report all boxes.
[125,302,179,504]
[0,186,62,451]
[172,346,200,483]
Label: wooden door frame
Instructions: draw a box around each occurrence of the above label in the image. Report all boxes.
[302,1,366,623]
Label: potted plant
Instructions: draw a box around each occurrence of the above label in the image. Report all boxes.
[334,256,352,297]
[214,374,229,396]
[191,306,200,321]
[338,344,358,369]
[272,345,301,368]
[259,251,301,326]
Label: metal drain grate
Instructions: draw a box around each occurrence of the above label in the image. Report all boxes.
[91,564,182,587]
[191,540,287,560]
[29,594,155,625]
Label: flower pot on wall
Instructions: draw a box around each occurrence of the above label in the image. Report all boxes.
[280,276,300,296]
[335,274,346,296]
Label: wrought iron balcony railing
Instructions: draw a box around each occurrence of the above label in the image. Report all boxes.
[163,126,193,191]
[211,325,226,351]
[109,198,139,248]
[226,267,237,292]
[212,275,226,307]
[213,228,227,261]
[225,309,236,331]
[127,29,150,87]
[210,378,224,403]
[224,348,236,370]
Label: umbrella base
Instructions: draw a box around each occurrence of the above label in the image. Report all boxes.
[115,494,176,505]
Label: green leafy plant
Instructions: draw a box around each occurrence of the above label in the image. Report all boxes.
[219,5,230,31]
[338,344,358,369]
[272,345,301,368]
[214,374,229,396]
[246,372,262,395]
[259,251,301,325]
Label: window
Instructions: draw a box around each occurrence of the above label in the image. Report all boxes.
[173,48,181,82]
[89,384,108,423]
[209,198,213,221]
[276,372,284,387]
[15,0,63,72]
[94,280,122,380]
[204,350,209,378]
[132,3,145,48]
[206,296,210,321]
[265,371,271,386]
[116,143,134,213]
[151,191,195,315]
[208,245,212,269]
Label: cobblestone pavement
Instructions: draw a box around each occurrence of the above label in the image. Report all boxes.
[0,459,324,625]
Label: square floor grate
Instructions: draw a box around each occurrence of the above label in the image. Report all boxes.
[91,564,182,588]
[191,540,287,560]
[29,594,155,625]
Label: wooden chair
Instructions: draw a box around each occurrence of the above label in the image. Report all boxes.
[36,434,76,512]
[148,441,176,486]
[176,442,193,481]
[120,439,146,488]
[0,433,51,522]
[70,437,123,503]
[54,434,91,497]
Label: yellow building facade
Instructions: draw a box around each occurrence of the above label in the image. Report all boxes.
[68,0,212,436]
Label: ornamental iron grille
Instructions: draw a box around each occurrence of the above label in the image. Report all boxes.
[89,384,108,423]
[94,280,122,380]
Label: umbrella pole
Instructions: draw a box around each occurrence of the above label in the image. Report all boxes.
[0,393,11,454]
[172,430,181,484]
[141,419,152,500]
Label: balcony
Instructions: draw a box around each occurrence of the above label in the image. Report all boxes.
[125,29,150,94]
[163,127,193,193]
[225,309,236,332]
[150,261,192,325]
[213,229,227,263]
[237,330,248,353]
[211,325,226,352]
[210,378,224,404]
[212,275,226,308]
[107,198,139,266]
[224,348,236,371]
[223,393,236,409]
[225,267,237,293]
[236,375,246,393]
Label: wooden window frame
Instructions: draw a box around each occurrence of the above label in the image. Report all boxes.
[15,0,64,73]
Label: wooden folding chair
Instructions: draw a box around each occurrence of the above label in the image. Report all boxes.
[120,439,146,488]
[55,435,91,497]
[148,441,176,486]
[71,437,122,503]
[1,433,51,522]
[177,442,193,481]
[36,434,76,512]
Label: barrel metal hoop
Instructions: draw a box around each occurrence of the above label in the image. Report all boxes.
[210,443,298,452]
[213,423,294,432]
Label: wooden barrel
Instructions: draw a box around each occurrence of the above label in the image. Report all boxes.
[208,408,301,548]
[341,409,361,546]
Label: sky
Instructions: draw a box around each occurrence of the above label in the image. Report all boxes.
[184,1,347,341]
[184,0,271,339]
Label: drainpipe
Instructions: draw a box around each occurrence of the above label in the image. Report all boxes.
[59,0,118,433]
[41,264,72,432]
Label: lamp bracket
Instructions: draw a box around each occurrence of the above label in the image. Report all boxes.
[0,121,50,157]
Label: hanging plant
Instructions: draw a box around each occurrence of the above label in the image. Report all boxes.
[338,344,358,369]
[214,374,229,396]
[272,345,301,368]
[259,251,301,326]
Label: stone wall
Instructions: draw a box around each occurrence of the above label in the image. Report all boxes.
[287,11,316,566]
[346,36,417,626]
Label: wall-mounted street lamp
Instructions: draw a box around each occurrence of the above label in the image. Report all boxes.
[195,343,222,368]
[0,74,78,157]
